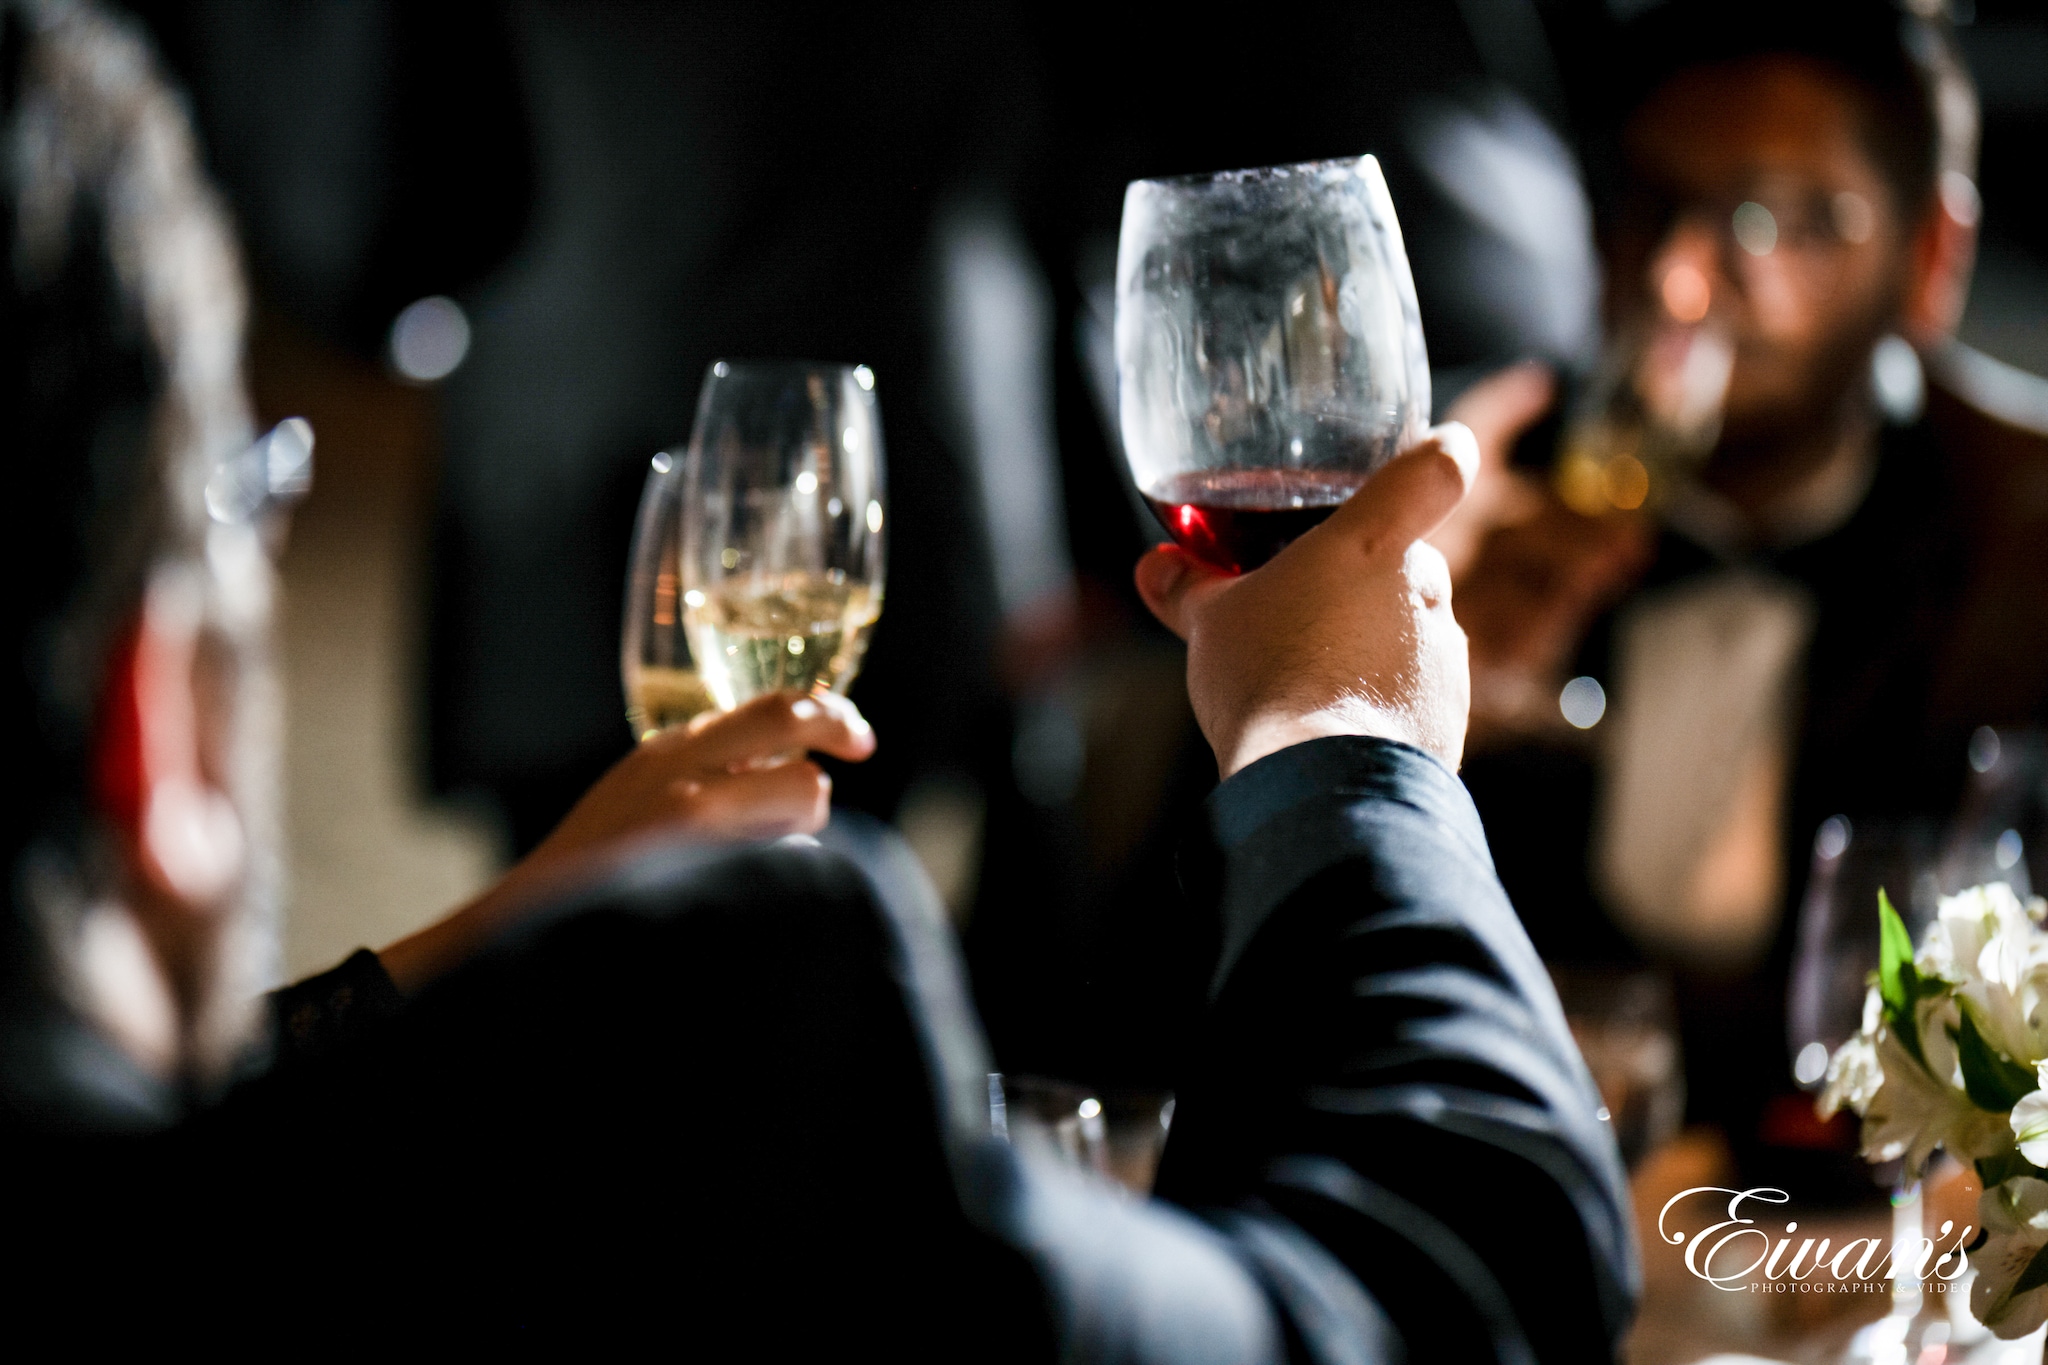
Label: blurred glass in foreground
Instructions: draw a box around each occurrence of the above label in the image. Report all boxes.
[621,447,713,740]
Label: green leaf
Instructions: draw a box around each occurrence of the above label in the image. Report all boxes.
[2014,1240,2048,1298]
[1878,889,1925,1067]
[1879,888,1914,1009]
[1955,1008,2039,1113]
[1978,1149,2045,1189]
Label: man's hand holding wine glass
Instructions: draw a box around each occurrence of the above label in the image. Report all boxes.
[1134,424,1480,780]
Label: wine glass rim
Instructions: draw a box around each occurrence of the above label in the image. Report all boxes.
[1129,152,1381,194]
[702,358,874,382]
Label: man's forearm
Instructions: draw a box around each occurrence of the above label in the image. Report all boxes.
[1157,736,1640,1362]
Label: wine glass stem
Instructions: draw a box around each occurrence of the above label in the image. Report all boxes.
[1891,1179,1922,1320]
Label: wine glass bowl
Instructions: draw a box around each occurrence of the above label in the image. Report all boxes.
[1115,155,1430,574]
[622,446,714,741]
[1788,816,1942,1088]
[679,360,886,712]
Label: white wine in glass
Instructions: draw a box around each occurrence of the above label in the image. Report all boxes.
[686,573,880,705]
[622,447,716,741]
[680,361,886,712]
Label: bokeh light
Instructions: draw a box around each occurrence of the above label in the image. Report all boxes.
[1559,675,1607,729]
[389,296,471,383]
[1660,263,1710,323]
[1731,201,1777,256]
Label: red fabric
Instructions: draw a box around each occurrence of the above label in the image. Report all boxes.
[93,618,147,830]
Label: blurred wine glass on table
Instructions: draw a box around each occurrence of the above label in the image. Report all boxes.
[1786,811,2026,1364]
[1790,787,2036,1107]
[1788,816,1943,1102]
[678,360,886,712]
[1944,726,2048,901]
[1548,966,1684,1170]
[622,445,715,740]
[1113,155,1431,574]
[988,1074,1175,1197]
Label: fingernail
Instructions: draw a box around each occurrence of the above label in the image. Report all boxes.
[1435,421,1481,486]
[820,692,869,733]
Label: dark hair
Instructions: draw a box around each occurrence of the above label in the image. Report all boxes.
[1582,0,1978,219]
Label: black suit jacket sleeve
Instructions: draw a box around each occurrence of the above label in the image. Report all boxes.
[1155,736,1640,1364]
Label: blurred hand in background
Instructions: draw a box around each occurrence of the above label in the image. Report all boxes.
[1433,365,1653,748]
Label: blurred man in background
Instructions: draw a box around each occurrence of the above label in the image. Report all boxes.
[1442,0,2048,1185]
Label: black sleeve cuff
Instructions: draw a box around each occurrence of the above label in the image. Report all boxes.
[268,948,406,1068]
[1180,735,1496,998]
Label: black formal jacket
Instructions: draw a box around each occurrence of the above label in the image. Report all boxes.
[18,738,1636,1359]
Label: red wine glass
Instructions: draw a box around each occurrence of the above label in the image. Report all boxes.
[1114,156,1431,574]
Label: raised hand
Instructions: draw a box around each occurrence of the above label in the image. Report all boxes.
[380,692,874,991]
[1134,426,1480,778]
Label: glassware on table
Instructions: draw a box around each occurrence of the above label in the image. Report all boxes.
[989,1073,1175,1197]
[1788,817,1943,1098]
[1943,725,2045,901]
[1788,793,2034,1103]
[1113,155,1431,574]
[678,360,886,712]
[622,444,715,740]
[1787,816,1967,1361]
[1548,966,1684,1169]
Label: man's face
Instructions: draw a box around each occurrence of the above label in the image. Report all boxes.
[1608,57,1914,449]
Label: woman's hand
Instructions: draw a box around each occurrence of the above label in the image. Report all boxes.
[535,691,874,857]
[379,691,875,992]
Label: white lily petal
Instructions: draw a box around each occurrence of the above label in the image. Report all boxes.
[1976,1179,2048,1337]
[1821,1033,1884,1118]
[2015,1091,2048,1167]
[1862,1028,2010,1176]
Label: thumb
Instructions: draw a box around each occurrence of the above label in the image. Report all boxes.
[1330,422,1480,552]
[1134,543,1230,640]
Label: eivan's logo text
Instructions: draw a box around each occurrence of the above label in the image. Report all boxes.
[1659,1187,1974,1293]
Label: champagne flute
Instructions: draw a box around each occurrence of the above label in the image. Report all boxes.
[1114,155,1430,574]
[622,444,715,740]
[680,360,885,710]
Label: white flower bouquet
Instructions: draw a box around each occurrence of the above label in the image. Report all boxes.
[1822,883,2048,1337]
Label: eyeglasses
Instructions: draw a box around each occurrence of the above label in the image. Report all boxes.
[1617,178,1886,268]
[204,417,314,527]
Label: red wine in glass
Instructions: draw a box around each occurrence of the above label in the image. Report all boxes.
[1143,468,1363,574]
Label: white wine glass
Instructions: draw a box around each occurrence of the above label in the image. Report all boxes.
[680,360,885,711]
[1114,155,1430,574]
[622,444,715,741]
